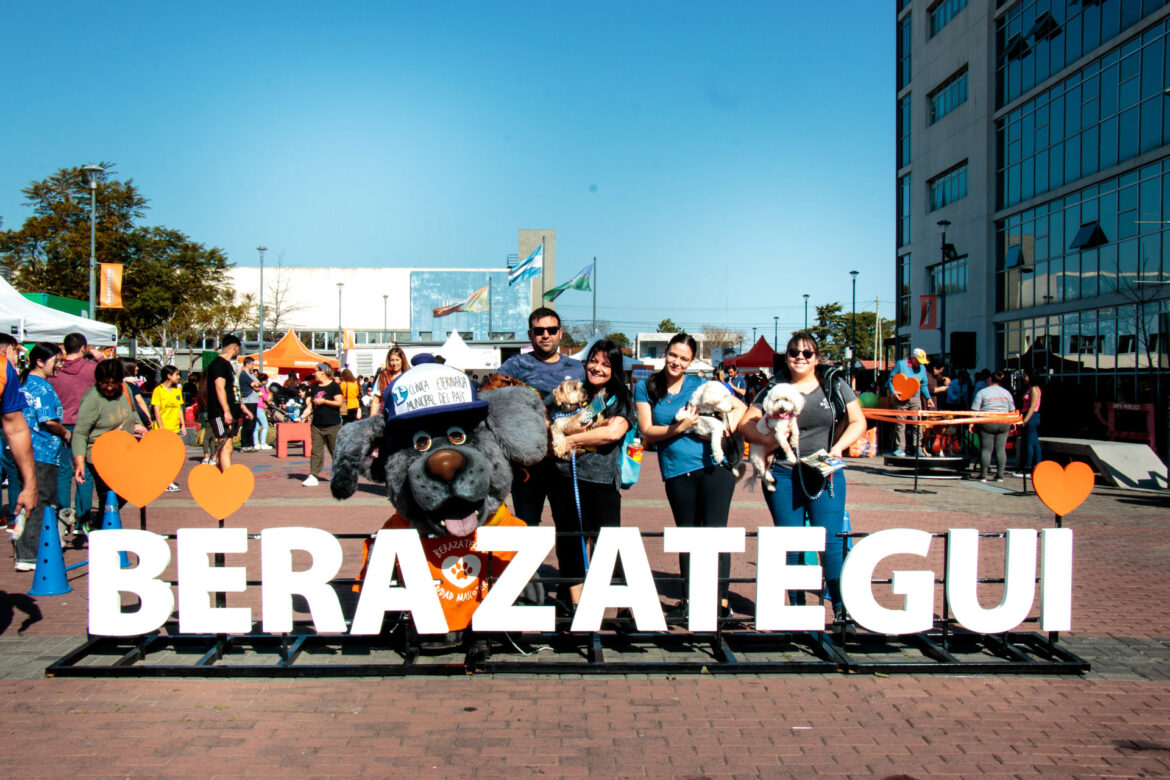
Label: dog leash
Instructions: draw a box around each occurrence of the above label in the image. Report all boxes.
[571,449,589,573]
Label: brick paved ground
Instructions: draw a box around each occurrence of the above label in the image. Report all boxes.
[2,444,1169,777]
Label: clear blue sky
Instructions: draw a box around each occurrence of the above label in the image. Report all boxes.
[0,1,894,346]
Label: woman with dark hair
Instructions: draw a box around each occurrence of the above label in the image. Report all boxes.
[338,368,361,423]
[72,358,148,522]
[545,340,635,606]
[369,347,408,417]
[1014,368,1043,478]
[970,369,1015,482]
[634,333,747,618]
[13,343,68,570]
[737,331,866,625]
[120,358,152,428]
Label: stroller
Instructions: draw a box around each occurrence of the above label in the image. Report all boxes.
[267,383,296,424]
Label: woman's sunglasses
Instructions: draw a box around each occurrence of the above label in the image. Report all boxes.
[787,348,816,360]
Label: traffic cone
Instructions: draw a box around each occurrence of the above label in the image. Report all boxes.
[29,507,73,597]
[99,492,131,568]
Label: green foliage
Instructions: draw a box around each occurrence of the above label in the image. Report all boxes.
[604,331,631,349]
[808,302,894,363]
[0,165,232,344]
[656,318,679,333]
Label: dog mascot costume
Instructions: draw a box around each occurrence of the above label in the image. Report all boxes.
[331,363,548,636]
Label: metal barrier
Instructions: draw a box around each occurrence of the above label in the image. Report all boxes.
[46,529,1089,677]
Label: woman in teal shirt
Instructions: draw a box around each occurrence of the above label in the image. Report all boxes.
[634,333,747,619]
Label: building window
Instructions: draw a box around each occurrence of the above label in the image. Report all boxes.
[898,94,912,168]
[929,162,969,211]
[897,253,912,327]
[996,0,1170,108]
[1069,221,1109,250]
[929,256,969,296]
[898,13,913,91]
[928,68,968,124]
[929,0,968,37]
[995,20,1170,209]
[898,174,912,247]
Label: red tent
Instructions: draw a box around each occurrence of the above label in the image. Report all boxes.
[242,328,339,375]
[722,337,779,369]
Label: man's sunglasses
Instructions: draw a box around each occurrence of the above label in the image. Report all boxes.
[531,326,560,336]
[787,348,816,360]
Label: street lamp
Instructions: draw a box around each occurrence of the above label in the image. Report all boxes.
[936,219,955,366]
[383,294,389,344]
[257,246,267,372]
[773,315,779,351]
[752,326,757,344]
[82,164,103,319]
[802,293,809,330]
[850,271,859,381]
[337,282,344,364]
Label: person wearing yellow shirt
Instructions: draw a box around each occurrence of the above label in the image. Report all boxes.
[151,365,186,493]
[339,368,361,424]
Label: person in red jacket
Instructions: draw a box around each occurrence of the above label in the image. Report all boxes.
[48,332,99,526]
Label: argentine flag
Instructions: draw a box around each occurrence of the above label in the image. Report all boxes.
[509,243,543,286]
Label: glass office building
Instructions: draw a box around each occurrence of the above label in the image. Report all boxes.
[896,0,1170,421]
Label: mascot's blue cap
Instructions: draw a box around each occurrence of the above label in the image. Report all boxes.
[383,363,488,424]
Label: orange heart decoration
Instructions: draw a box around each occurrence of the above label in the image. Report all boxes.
[187,464,255,520]
[1032,460,1094,517]
[891,373,921,402]
[91,429,185,508]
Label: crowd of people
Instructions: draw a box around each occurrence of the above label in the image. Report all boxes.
[2,316,1051,638]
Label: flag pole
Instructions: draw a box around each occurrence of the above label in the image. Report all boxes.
[592,257,597,335]
[488,275,493,339]
[541,235,547,299]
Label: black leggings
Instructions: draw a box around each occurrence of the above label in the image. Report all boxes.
[662,465,737,602]
[547,474,621,580]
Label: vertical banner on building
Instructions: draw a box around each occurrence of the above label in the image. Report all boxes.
[920,295,937,329]
[100,263,124,308]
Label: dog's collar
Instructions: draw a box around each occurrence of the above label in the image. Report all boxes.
[483,504,515,527]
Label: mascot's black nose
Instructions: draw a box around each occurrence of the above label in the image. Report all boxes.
[425,448,466,483]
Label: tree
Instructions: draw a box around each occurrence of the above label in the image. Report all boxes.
[657,318,679,333]
[807,303,894,364]
[700,324,745,360]
[809,303,848,363]
[0,165,232,345]
[605,331,631,349]
[260,260,306,334]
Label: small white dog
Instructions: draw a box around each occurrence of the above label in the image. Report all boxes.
[678,381,738,465]
[750,382,804,491]
[550,379,590,459]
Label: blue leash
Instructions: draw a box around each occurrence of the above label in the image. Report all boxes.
[570,449,589,573]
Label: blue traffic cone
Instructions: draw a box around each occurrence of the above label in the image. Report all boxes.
[29,506,73,596]
[99,492,131,568]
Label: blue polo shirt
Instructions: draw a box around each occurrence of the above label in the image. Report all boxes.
[633,375,714,479]
[1,362,26,415]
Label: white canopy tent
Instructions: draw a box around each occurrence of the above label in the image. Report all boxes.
[0,277,117,344]
[424,330,501,370]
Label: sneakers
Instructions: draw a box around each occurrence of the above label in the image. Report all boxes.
[916,449,929,457]
[303,475,319,487]
[201,457,210,465]
[240,446,257,453]
[1012,472,1028,478]
[259,444,273,450]
[165,483,181,492]
[892,449,906,457]
[14,561,35,572]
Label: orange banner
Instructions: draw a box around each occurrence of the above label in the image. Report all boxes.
[99,263,123,308]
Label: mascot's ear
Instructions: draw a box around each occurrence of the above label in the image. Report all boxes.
[484,386,547,466]
[330,414,386,500]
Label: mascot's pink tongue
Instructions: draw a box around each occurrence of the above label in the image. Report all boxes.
[444,514,479,537]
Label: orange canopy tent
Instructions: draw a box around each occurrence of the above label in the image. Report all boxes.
[722,336,779,369]
[243,328,339,374]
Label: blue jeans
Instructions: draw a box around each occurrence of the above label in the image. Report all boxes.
[1021,413,1042,471]
[763,464,848,607]
[56,424,94,520]
[254,409,269,448]
[1,441,21,516]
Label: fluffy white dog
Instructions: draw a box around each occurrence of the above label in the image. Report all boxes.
[750,382,804,491]
[550,379,589,459]
[677,380,738,465]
